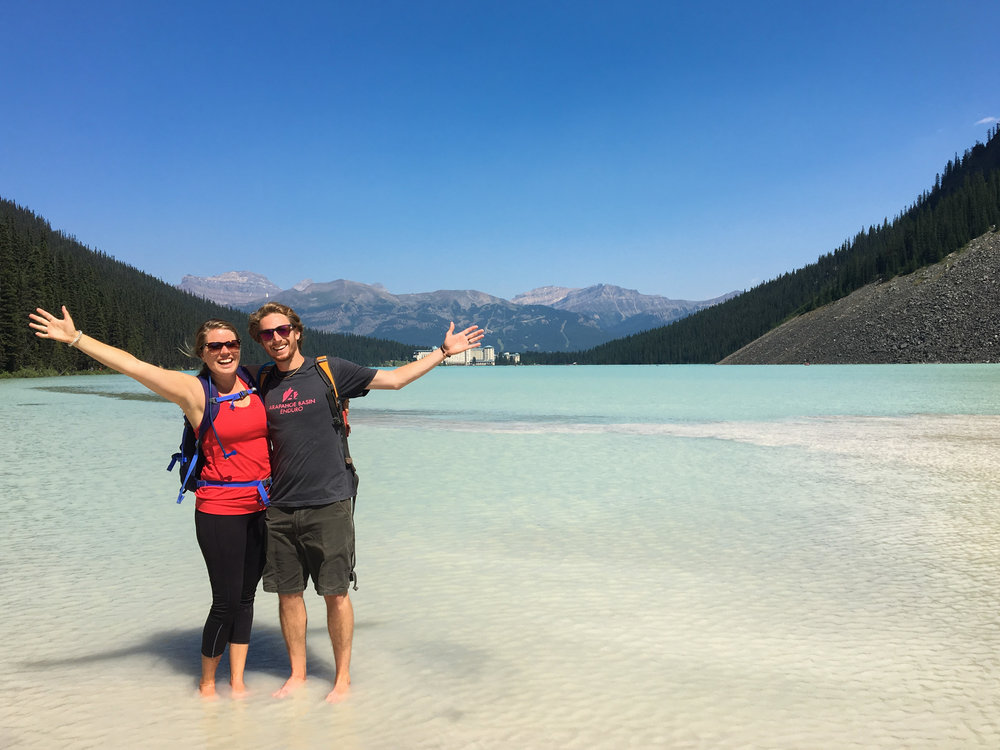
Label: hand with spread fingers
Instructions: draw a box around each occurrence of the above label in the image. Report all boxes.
[442,322,486,356]
[28,305,78,344]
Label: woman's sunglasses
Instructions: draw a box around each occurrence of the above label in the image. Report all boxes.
[202,339,241,352]
[258,325,294,342]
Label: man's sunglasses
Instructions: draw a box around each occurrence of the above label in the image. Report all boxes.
[202,339,241,352]
[258,325,294,342]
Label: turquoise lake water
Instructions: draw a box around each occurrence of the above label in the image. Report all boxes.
[2,365,999,749]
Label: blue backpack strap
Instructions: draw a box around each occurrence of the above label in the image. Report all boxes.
[176,439,199,504]
[194,367,271,506]
[167,432,201,504]
[204,366,259,459]
[194,477,271,506]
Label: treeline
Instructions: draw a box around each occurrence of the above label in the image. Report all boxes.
[523,125,1000,365]
[0,199,416,375]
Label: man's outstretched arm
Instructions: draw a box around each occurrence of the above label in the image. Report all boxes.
[368,322,485,390]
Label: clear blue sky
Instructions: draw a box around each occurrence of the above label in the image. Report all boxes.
[2,1,997,301]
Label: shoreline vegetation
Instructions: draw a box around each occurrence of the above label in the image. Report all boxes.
[0,366,120,379]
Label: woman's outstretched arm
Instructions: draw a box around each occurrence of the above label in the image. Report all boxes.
[29,305,205,423]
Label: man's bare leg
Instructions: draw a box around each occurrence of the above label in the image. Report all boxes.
[228,642,250,696]
[273,592,309,697]
[200,654,222,699]
[324,592,354,703]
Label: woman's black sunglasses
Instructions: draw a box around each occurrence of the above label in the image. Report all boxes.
[202,339,241,352]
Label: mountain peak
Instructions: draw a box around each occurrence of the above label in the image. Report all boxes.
[511,286,580,307]
[178,271,282,306]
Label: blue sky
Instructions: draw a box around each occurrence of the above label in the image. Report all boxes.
[2,1,997,301]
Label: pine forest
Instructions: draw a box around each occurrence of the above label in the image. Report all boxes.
[0,201,415,376]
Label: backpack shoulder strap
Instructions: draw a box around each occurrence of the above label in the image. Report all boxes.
[195,374,215,435]
[315,355,339,398]
[256,361,277,395]
[237,364,257,390]
[315,355,348,423]
[315,354,353,446]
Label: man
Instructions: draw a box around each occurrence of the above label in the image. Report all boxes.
[248,302,483,703]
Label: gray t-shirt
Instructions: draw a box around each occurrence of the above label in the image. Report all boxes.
[260,356,376,508]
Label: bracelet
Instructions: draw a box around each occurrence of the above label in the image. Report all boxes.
[69,330,83,347]
[439,344,448,357]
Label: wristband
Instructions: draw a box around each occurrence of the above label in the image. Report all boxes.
[439,344,448,357]
[69,330,83,347]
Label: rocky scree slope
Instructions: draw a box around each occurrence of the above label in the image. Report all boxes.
[720,229,1000,364]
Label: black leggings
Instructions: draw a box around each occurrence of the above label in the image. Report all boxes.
[194,510,267,658]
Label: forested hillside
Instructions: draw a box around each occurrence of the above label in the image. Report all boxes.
[0,199,415,375]
[524,125,1000,364]
[720,228,1000,364]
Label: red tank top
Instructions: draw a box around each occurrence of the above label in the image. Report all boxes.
[195,384,270,515]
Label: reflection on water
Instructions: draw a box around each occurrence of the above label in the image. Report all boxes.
[32,385,164,401]
[1,367,999,749]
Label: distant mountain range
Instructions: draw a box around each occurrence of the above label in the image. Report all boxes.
[512,284,729,338]
[177,273,737,352]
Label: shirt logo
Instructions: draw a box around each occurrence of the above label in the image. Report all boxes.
[269,387,317,416]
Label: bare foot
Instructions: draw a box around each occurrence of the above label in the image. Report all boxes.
[199,681,219,700]
[325,679,351,704]
[272,675,307,698]
[231,679,248,699]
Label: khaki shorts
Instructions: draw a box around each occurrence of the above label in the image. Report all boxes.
[263,500,355,596]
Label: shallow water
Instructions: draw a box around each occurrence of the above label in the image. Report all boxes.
[2,365,999,749]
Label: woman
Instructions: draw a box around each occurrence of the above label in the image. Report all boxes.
[28,305,269,699]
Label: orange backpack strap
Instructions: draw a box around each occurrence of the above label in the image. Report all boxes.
[315,355,353,443]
